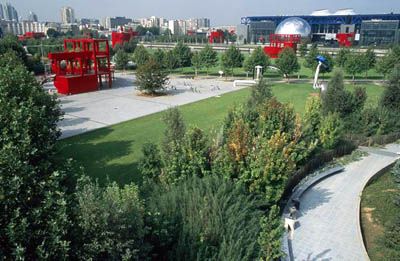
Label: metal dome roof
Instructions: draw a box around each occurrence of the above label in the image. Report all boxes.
[275,17,311,37]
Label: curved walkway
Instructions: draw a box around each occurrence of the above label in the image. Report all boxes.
[286,144,400,260]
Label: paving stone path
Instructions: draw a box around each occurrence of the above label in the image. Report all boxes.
[286,144,400,261]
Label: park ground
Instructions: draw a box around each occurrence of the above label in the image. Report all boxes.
[56,79,384,185]
[361,169,399,260]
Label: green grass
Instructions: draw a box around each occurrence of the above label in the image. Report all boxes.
[57,82,384,185]
[361,170,399,260]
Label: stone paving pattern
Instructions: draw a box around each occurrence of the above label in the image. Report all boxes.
[46,73,244,138]
[289,144,400,261]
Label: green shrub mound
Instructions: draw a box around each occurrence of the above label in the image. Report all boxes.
[145,175,265,260]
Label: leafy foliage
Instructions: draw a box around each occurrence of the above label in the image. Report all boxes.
[244,46,270,74]
[152,49,165,67]
[0,56,71,259]
[304,44,319,70]
[198,44,218,74]
[221,45,244,76]
[114,49,129,70]
[133,44,150,67]
[138,143,163,184]
[377,45,400,77]
[135,59,169,94]
[191,52,202,76]
[318,112,343,149]
[381,64,400,110]
[145,175,268,260]
[335,48,351,68]
[173,42,192,67]
[345,53,364,80]
[75,179,145,260]
[276,47,300,81]
[164,50,179,71]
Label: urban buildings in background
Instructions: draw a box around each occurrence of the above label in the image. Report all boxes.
[238,9,400,46]
[60,6,75,24]
[0,2,18,21]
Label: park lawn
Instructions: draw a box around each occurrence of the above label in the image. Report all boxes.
[361,170,399,260]
[57,82,384,185]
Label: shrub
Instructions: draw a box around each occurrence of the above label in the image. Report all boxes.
[133,44,150,67]
[173,42,192,67]
[135,59,169,94]
[221,45,244,76]
[114,49,129,70]
[75,179,145,260]
[138,142,163,184]
[381,64,400,110]
[145,175,269,260]
[318,112,343,149]
[244,46,270,75]
[276,47,300,81]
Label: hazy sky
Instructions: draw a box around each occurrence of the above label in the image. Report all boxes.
[11,0,400,25]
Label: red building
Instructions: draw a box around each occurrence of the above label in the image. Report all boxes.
[263,34,301,58]
[336,33,355,47]
[48,38,112,95]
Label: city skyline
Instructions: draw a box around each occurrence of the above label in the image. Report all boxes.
[10,0,400,25]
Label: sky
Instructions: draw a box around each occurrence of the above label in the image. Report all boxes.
[10,0,400,25]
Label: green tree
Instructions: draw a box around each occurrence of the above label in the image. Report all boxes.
[0,57,71,259]
[318,112,342,149]
[173,41,192,67]
[152,49,165,67]
[276,47,300,82]
[114,49,129,70]
[133,44,150,67]
[198,44,218,75]
[221,45,244,76]
[191,52,202,77]
[135,59,169,94]
[75,179,145,260]
[160,108,186,184]
[335,48,351,68]
[299,43,308,57]
[247,79,273,108]
[381,64,400,110]
[377,45,400,78]
[303,96,323,144]
[244,46,270,76]
[363,47,376,77]
[345,53,364,81]
[164,50,179,71]
[258,206,284,260]
[304,44,319,70]
[138,143,163,184]
[0,35,29,68]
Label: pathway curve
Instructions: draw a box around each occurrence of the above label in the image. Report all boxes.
[286,144,400,260]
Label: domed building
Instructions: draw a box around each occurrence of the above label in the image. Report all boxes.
[275,17,311,38]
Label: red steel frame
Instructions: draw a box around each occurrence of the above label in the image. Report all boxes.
[209,30,224,44]
[48,38,112,95]
[336,33,355,47]
[111,28,138,48]
[263,34,301,58]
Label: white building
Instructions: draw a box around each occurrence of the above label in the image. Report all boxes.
[61,6,75,24]
[168,20,179,35]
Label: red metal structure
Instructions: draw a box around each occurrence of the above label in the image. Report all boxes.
[264,34,301,58]
[111,27,138,48]
[336,33,354,47]
[18,32,46,41]
[48,38,112,95]
[209,30,224,44]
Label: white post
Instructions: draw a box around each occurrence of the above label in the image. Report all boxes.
[255,65,263,81]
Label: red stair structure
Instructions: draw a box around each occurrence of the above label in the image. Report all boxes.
[336,33,355,47]
[263,34,301,58]
[48,38,112,95]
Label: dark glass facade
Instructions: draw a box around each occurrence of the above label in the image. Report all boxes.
[248,21,276,44]
[360,20,400,46]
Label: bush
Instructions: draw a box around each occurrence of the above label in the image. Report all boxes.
[275,47,300,81]
[318,112,343,149]
[114,49,129,70]
[244,46,270,75]
[138,142,163,184]
[221,45,244,76]
[173,42,192,67]
[0,55,71,259]
[135,59,169,94]
[133,44,150,67]
[381,64,400,110]
[75,179,145,260]
[145,175,269,260]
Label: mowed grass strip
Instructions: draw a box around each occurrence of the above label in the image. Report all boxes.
[57,82,384,185]
[361,171,399,260]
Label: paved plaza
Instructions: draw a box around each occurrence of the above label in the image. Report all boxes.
[45,73,244,138]
[288,144,400,260]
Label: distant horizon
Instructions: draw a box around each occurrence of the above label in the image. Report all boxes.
[9,0,400,26]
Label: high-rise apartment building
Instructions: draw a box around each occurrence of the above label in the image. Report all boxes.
[61,6,75,24]
[1,2,19,21]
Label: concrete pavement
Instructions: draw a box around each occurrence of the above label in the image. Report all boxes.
[46,73,245,139]
[286,144,400,260]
